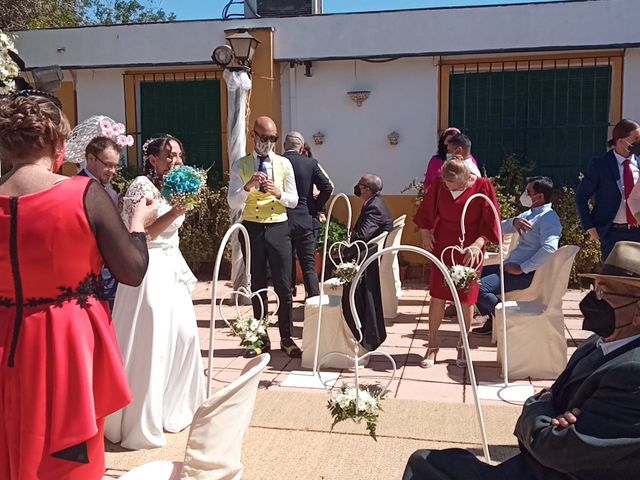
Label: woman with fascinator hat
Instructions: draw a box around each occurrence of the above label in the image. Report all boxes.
[104,135,205,450]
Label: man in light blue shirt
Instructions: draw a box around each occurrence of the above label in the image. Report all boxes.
[472,176,562,335]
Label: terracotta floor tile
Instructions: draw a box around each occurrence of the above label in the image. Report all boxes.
[395,379,465,402]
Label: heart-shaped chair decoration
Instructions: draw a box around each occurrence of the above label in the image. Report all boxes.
[218,287,280,331]
[328,239,369,269]
[440,243,484,273]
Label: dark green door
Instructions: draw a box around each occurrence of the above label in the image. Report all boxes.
[140,80,223,186]
[449,66,612,186]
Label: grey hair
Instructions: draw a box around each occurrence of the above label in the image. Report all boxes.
[284,131,305,151]
[362,173,383,194]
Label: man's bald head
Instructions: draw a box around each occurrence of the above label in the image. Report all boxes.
[253,116,278,136]
[284,131,305,152]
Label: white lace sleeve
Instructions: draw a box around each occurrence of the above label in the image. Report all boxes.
[121,176,160,229]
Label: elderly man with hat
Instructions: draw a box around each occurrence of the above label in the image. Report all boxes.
[403,241,640,480]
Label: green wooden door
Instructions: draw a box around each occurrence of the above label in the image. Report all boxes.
[449,66,612,185]
[140,80,223,186]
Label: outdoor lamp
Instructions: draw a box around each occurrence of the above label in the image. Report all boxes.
[226,30,260,69]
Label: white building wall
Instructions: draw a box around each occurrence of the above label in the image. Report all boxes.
[623,48,640,120]
[283,58,438,195]
[74,69,126,124]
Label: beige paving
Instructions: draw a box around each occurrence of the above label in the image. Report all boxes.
[105,279,589,478]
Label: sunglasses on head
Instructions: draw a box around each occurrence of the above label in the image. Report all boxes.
[254,131,279,143]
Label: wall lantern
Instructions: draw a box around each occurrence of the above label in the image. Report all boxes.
[212,30,261,72]
[387,131,399,146]
[312,132,325,145]
[347,90,371,107]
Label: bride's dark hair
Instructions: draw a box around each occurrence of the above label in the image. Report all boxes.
[142,135,185,176]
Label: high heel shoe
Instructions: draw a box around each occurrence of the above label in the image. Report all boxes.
[456,344,467,368]
[419,347,439,368]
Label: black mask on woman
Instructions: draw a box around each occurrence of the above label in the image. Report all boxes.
[353,184,361,197]
[629,142,640,157]
[579,291,637,338]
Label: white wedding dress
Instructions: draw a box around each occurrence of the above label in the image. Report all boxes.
[105,176,205,450]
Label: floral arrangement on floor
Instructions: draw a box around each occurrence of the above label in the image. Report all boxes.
[448,264,480,293]
[161,165,209,209]
[331,261,359,287]
[327,383,388,440]
[0,31,19,95]
[229,315,269,355]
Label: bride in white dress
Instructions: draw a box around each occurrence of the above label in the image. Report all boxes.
[105,135,205,450]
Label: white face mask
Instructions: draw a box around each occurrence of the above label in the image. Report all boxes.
[255,139,274,156]
[450,189,465,200]
[519,191,533,208]
[445,153,454,161]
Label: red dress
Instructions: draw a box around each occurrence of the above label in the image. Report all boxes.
[0,177,132,479]
[414,176,501,303]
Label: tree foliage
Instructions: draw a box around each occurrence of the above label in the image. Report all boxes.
[0,0,175,31]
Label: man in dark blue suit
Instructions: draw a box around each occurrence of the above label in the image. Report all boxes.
[283,131,333,298]
[576,119,640,261]
[77,136,122,310]
[403,241,640,480]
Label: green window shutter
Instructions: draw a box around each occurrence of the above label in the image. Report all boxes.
[140,80,223,187]
[449,65,611,186]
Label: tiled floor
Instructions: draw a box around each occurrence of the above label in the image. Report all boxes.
[194,279,588,405]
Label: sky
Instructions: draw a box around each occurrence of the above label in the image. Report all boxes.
[159,0,561,21]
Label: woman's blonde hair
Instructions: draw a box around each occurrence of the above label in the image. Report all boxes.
[441,155,471,184]
[0,95,70,159]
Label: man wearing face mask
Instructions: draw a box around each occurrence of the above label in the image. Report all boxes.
[446,133,482,178]
[351,174,394,243]
[227,116,301,358]
[472,176,562,336]
[403,240,640,480]
[576,118,640,262]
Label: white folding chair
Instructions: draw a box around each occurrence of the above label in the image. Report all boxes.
[483,231,519,266]
[380,216,406,319]
[119,353,270,480]
[494,246,579,380]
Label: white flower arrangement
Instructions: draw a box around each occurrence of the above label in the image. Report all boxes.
[230,314,269,354]
[327,383,387,440]
[0,31,19,95]
[449,264,479,293]
[332,261,359,288]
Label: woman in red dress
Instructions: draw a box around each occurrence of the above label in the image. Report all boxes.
[0,93,156,479]
[414,156,501,369]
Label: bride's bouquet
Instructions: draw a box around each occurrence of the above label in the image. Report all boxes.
[327,383,387,440]
[229,315,269,355]
[331,261,359,288]
[449,264,479,293]
[161,165,208,209]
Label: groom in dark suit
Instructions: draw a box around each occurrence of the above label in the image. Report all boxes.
[403,240,640,480]
[576,118,640,261]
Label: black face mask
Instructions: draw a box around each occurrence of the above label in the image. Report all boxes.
[579,291,637,338]
[353,184,361,197]
[629,142,640,157]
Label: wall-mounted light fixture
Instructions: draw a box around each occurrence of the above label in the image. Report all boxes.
[347,90,370,107]
[312,132,325,145]
[387,131,399,146]
[212,29,261,72]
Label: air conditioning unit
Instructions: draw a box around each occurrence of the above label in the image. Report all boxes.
[245,0,322,18]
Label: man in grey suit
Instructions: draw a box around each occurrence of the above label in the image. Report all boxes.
[403,241,640,480]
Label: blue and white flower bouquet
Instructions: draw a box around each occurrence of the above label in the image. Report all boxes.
[161,165,208,209]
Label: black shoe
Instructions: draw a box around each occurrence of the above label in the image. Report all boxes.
[243,335,271,358]
[471,317,493,336]
[280,337,302,358]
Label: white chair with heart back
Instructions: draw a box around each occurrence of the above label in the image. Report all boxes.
[494,245,580,380]
[380,215,406,319]
[118,353,270,480]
